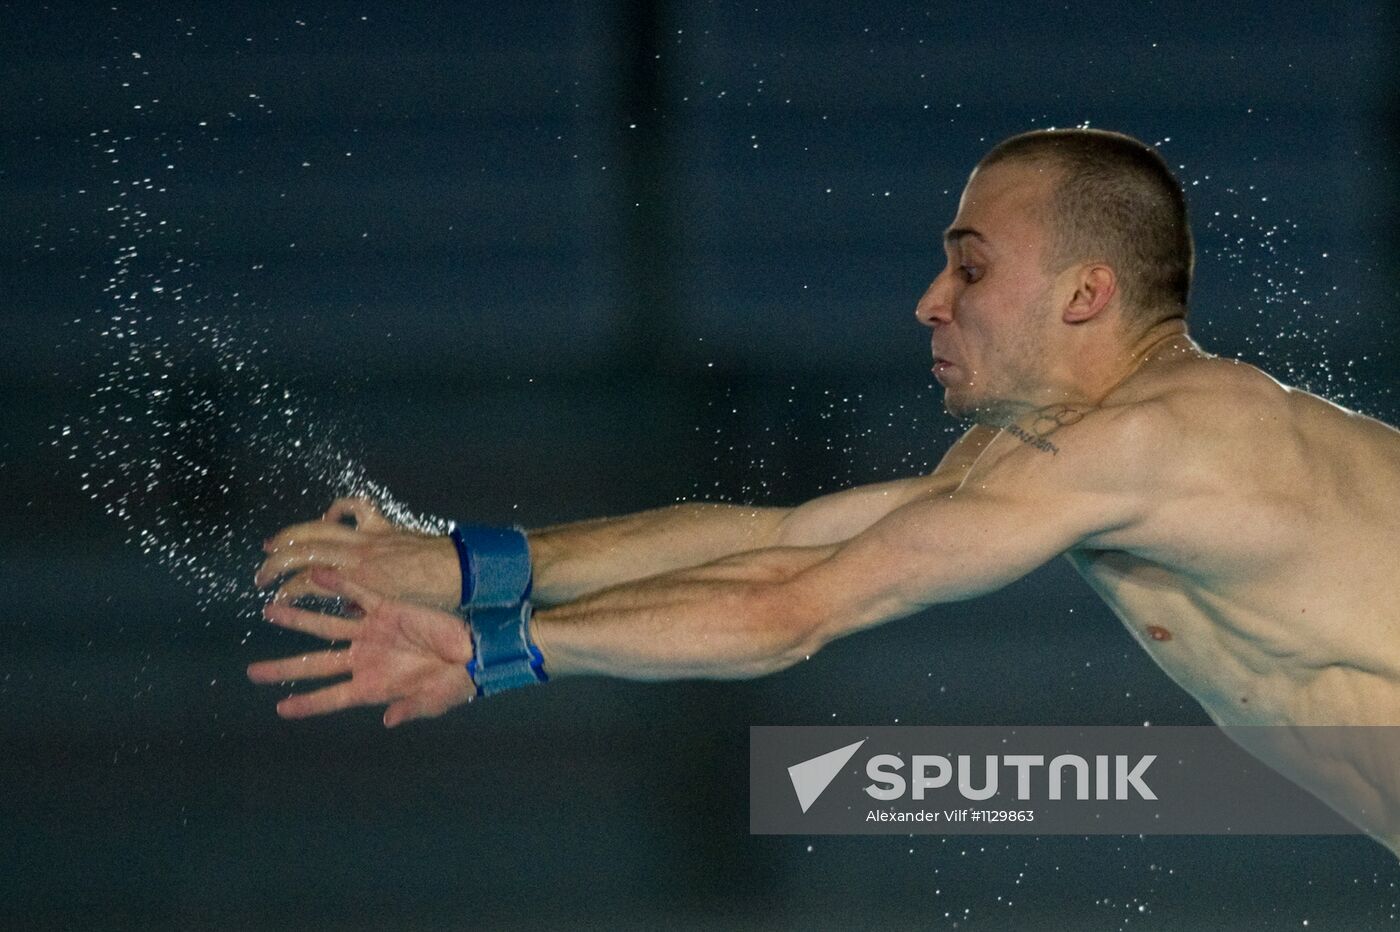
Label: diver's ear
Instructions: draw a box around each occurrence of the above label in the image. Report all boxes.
[1063,263,1116,324]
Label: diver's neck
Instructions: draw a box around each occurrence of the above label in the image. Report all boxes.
[1102,320,1198,397]
[977,319,1196,423]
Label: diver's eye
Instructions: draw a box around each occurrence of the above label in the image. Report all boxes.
[958,264,981,283]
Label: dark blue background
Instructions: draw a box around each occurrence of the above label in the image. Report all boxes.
[3,1,1398,928]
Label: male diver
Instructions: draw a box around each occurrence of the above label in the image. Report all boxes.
[249,129,1400,852]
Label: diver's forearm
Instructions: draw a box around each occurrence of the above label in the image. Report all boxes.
[527,502,788,605]
[530,545,833,679]
[523,458,974,607]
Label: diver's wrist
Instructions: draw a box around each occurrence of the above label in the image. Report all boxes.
[528,611,562,677]
[425,535,464,608]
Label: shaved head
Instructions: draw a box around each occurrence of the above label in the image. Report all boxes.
[978,128,1195,330]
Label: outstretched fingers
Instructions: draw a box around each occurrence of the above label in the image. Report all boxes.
[255,541,354,590]
[308,567,385,615]
[262,519,360,556]
[275,681,365,719]
[247,649,352,684]
[271,571,338,605]
[262,600,360,642]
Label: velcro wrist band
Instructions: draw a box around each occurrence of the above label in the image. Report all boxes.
[466,601,549,697]
[449,523,546,696]
[448,523,533,608]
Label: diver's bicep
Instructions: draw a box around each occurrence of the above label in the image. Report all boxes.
[779,488,1093,644]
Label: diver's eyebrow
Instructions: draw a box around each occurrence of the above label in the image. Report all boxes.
[943,227,987,246]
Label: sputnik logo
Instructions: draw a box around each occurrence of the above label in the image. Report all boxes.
[787,738,866,813]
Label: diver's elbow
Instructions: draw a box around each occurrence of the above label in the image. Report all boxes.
[742,582,830,678]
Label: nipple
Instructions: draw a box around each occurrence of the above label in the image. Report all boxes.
[1146,625,1173,642]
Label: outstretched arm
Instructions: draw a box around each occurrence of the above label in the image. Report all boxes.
[248,410,1152,723]
[256,424,998,608]
[531,410,1149,679]
[531,422,997,603]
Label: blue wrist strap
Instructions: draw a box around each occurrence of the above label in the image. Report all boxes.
[465,601,549,697]
[449,523,533,608]
[450,523,547,697]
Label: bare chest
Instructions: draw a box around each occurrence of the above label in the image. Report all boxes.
[1065,549,1400,725]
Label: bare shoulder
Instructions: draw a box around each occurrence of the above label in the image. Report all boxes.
[960,351,1303,489]
[965,396,1173,496]
[953,355,1301,555]
[1137,353,1291,415]
[1091,351,1321,479]
[1118,350,1392,476]
[1087,351,1383,570]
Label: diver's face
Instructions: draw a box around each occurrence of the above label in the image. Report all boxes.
[914,161,1059,420]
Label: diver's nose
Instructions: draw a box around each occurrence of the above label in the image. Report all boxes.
[914,272,954,328]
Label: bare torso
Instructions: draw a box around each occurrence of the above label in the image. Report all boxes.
[1069,355,1400,726]
[1038,347,1400,846]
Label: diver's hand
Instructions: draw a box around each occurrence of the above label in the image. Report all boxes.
[247,567,475,727]
[255,496,460,609]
